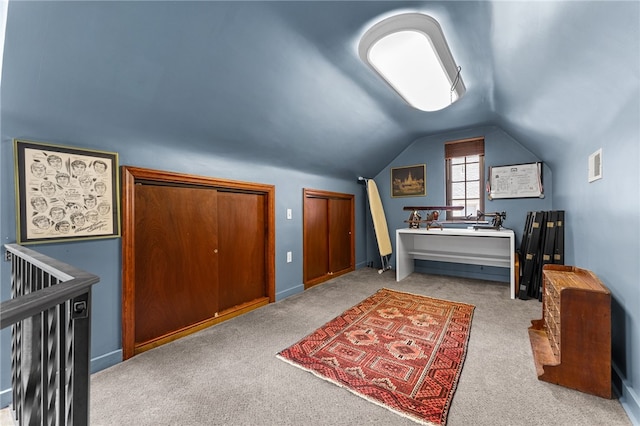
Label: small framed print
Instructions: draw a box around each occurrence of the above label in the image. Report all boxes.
[14,139,120,244]
[391,164,426,197]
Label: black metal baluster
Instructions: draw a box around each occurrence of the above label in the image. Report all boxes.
[2,245,99,426]
[64,300,73,425]
[10,254,20,424]
[43,271,58,426]
[70,292,90,426]
[58,301,67,426]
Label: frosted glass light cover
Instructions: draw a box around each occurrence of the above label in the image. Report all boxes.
[359,13,465,112]
[369,31,456,111]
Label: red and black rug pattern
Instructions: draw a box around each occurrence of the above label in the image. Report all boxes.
[277,288,475,425]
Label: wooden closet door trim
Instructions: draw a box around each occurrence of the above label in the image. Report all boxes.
[304,188,353,200]
[121,167,136,360]
[121,166,275,360]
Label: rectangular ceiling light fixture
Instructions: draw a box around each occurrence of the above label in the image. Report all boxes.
[359,13,465,112]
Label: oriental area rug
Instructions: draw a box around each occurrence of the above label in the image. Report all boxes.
[276,288,475,425]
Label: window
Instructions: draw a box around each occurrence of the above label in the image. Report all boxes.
[358,13,465,112]
[445,138,484,220]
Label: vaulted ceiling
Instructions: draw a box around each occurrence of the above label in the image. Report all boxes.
[2,1,638,179]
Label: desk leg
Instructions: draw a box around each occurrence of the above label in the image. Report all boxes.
[396,233,414,281]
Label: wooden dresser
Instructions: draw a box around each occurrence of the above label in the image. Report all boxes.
[528,264,612,398]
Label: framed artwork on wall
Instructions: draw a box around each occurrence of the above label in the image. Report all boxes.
[14,139,121,244]
[391,164,426,197]
[487,162,543,200]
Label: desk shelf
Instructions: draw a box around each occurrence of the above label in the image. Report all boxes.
[406,250,510,268]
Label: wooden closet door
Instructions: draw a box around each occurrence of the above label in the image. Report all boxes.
[122,166,275,359]
[303,189,354,288]
[134,185,219,345]
[217,191,267,311]
[304,196,329,283]
[329,198,352,274]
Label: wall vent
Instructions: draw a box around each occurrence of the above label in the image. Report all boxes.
[588,148,603,182]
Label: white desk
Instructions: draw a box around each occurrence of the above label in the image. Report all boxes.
[396,228,516,299]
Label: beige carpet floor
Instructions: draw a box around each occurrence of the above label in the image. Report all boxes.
[2,268,633,425]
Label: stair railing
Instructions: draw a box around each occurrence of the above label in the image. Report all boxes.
[1,243,99,426]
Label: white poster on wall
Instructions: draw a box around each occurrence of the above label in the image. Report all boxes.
[488,162,543,200]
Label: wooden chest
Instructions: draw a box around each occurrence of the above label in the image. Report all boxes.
[528,264,612,398]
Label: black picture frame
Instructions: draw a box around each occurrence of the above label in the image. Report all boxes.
[391,164,426,198]
[14,139,121,244]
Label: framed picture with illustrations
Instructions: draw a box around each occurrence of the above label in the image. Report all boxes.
[14,139,120,244]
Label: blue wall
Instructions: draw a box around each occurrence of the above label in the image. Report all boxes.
[1,1,638,421]
[2,95,639,426]
[550,101,640,423]
[370,125,552,281]
[0,123,555,407]
[0,137,369,406]
[370,123,640,423]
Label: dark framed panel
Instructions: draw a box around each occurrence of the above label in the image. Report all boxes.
[391,164,426,197]
[14,139,120,244]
